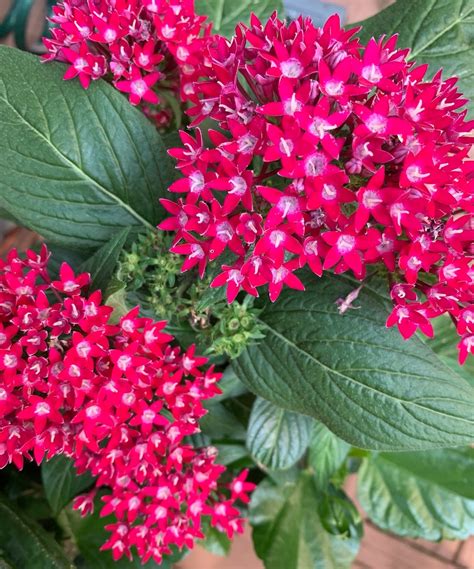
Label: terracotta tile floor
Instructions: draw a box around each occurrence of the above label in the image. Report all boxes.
[1,0,473,567]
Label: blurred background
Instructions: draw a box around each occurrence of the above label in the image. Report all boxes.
[0,0,472,567]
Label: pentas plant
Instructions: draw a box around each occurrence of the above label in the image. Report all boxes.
[161,13,474,363]
[0,246,252,564]
[44,0,211,127]
[1,1,474,568]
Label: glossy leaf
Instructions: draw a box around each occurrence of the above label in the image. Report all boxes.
[0,495,73,569]
[195,0,283,37]
[233,271,474,450]
[42,455,94,516]
[80,228,130,292]
[309,423,351,489]
[356,0,474,115]
[247,397,313,470]
[0,47,173,250]
[358,448,474,540]
[250,474,360,569]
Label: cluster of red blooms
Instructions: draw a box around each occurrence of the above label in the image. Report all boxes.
[44,0,211,126]
[160,13,474,363]
[0,246,253,563]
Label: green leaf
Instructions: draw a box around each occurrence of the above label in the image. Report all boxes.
[427,315,474,386]
[104,278,130,323]
[48,246,89,280]
[357,448,474,540]
[0,495,73,569]
[201,401,247,440]
[247,397,313,470]
[356,0,474,115]
[250,474,360,569]
[195,0,283,37]
[309,423,351,489]
[213,366,248,403]
[66,506,169,569]
[80,228,131,292]
[200,521,232,556]
[233,271,474,451]
[42,455,94,516]
[0,47,174,251]
[0,557,15,569]
[215,443,250,465]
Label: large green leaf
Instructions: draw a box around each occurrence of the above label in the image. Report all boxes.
[247,397,313,470]
[309,423,351,489]
[233,271,474,450]
[357,448,474,540]
[250,474,360,569]
[0,47,174,251]
[356,0,474,115]
[0,495,73,569]
[80,228,131,293]
[195,0,283,37]
[42,455,94,516]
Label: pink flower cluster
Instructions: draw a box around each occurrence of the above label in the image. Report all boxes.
[161,13,474,362]
[0,246,252,563]
[44,0,211,126]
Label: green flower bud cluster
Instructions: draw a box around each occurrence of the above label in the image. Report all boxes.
[207,296,266,359]
[117,230,266,359]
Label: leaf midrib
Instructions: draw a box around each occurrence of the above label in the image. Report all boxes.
[409,5,474,59]
[0,91,154,231]
[255,317,474,427]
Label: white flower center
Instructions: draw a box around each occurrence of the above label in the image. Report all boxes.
[406,165,429,183]
[229,176,247,195]
[3,354,17,368]
[283,94,302,116]
[278,196,298,217]
[361,64,383,83]
[269,230,286,247]
[76,341,91,358]
[117,355,132,370]
[407,256,422,270]
[189,171,205,193]
[304,153,327,177]
[35,402,51,416]
[337,235,356,254]
[237,134,257,154]
[86,405,101,419]
[131,79,148,97]
[309,118,333,139]
[362,190,382,209]
[279,138,294,157]
[216,222,234,242]
[324,80,344,97]
[322,184,337,201]
[280,58,303,78]
[142,409,156,424]
[366,114,388,134]
[104,29,117,43]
